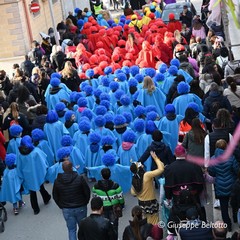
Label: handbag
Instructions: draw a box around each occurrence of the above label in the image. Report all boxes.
[105,190,123,218]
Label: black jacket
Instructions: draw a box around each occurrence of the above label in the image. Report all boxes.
[52,172,90,209]
[122,218,153,240]
[139,141,175,170]
[61,71,81,92]
[78,214,117,240]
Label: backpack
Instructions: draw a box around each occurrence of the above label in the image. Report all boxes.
[209,100,221,119]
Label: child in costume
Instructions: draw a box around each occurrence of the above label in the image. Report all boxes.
[118,130,138,166]
[7,124,23,155]
[117,94,134,120]
[31,128,55,167]
[0,153,25,215]
[55,102,67,123]
[64,110,79,138]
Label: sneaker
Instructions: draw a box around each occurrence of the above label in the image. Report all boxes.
[214,199,220,208]
[19,201,25,208]
[14,208,19,215]
[44,195,51,205]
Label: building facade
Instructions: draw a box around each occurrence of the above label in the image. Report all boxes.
[0,0,90,59]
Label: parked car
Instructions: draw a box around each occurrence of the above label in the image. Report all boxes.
[161,1,197,23]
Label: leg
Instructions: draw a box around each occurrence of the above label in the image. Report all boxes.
[39,184,51,204]
[62,208,78,240]
[76,205,87,228]
[219,196,232,231]
[30,190,40,214]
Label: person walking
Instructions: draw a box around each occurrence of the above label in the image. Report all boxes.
[53,161,90,240]
[78,197,117,240]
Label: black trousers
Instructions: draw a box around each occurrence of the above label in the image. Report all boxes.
[29,184,50,212]
[219,196,232,229]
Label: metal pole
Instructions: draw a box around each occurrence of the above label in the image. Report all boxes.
[72,0,77,9]
[221,1,232,61]
[48,0,60,46]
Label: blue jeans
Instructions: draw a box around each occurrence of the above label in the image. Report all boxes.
[62,206,87,240]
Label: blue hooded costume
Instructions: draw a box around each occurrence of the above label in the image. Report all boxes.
[64,110,79,138]
[84,85,95,109]
[85,69,99,89]
[173,82,203,116]
[116,73,129,94]
[137,87,166,117]
[157,104,184,153]
[17,136,48,191]
[32,128,54,167]
[117,130,138,166]
[55,102,67,123]
[85,132,102,178]
[45,78,71,110]
[44,110,69,159]
[0,154,23,203]
[61,135,85,174]
[87,153,132,193]
[116,94,134,119]
[7,125,23,155]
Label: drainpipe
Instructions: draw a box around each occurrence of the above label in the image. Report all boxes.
[22,0,33,44]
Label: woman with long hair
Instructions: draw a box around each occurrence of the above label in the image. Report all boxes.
[123,206,154,240]
[125,33,140,58]
[137,76,166,117]
[216,108,235,134]
[61,61,81,92]
[182,118,207,157]
[65,18,78,34]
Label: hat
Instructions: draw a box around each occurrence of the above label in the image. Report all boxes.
[146,105,157,113]
[122,66,130,75]
[65,110,75,121]
[104,113,114,123]
[101,76,110,87]
[31,128,45,142]
[50,78,60,87]
[102,153,115,166]
[120,95,131,106]
[117,73,127,82]
[130,65,140,76]
[128,78,138,87]
[145,120,157,134]
[122,130,136,143]
[109,81,119,91]
[93,89,102,98]
[74,7,81,14]
[77,19,84,28]
[9,124,23,137]
[100,92,110,101]
[131,14,138,20]
[89,132,101,144]
[210,82,219,92]
[177,82,190,94]
[187,102,199,113]
[61,135,73,147]
[154,73,164,82]
[55,102,66,112]
[104,66,113,75]
[101,135,114,146]
[134,119,145,132]
[100,100,110,110]
[165,104,175,114]
[81,109,93,120]
[78,120,91,132]
[114,89,125,100]
[147,111,158,121]
[134,105,146,117]
[123,112,132,124]
[114,115,127,128]
[135,73,144,83]
[85,69,95,78]
[169,13,175,20]
[144,68,156,78]
[46,110,59,123]
[159,63,168,73]
[95,115,107,128]
[170,58,180,68]
[175,145,186,157]
[168,65,178,75]
[5,153,16,167]
[84,85,93,95]
[77,97,87,107]
[20,135,34,151]
[57,147,71,161]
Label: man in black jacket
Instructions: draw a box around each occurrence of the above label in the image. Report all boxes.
[78,197,117,240]
[53,161,90,240]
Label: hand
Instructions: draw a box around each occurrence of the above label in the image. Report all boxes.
[150,151,158,160]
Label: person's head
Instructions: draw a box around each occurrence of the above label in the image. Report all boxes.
[152,130,163,142]
[9,102,19,120]
[174,145,186,158]
[62,160,73,173]
[212,221,228,239]
[191,118,206,144]
[17,85,31,104]
[183,5,188,13]
[216,108,233,128]
[131,205,143,220]
[226,76,237,92]
[143,76,155,93]
[91,197,103,213]
[215,139,227,150]
[101,167,111,180]
[186,207,199,221]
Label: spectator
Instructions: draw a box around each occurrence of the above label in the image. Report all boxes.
[53,160,90,240]
[20,55,35,78]
[78,197,117,240]
[180,5,193,28]
[212,221,229,240]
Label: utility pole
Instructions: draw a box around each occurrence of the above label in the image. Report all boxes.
[48,0,60,46]
[72,0,77,9]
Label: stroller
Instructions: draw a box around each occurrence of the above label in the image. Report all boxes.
[0,202,7,233]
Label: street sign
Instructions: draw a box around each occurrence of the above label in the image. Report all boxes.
[30,2,40,13]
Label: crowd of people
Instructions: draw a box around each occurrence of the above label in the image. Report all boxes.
[0,0,240,239]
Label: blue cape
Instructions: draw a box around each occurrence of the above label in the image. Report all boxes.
[7,138,21,155]
[117,144,138,166]
[66,122,79,138]
[37,139,55,167]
